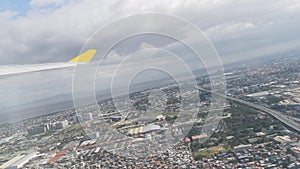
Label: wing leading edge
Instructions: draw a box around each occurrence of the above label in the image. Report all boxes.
[0,50,97,76]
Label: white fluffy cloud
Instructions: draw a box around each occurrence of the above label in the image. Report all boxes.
[0,0,299,65]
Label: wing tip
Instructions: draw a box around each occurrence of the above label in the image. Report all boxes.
[69,49,97,63]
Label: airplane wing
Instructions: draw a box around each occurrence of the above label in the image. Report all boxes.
[0,50,96,76]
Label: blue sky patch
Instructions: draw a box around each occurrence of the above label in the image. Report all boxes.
[0,0,30,16]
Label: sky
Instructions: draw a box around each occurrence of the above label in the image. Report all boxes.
[0,0,300,119]
[0,0,299,65]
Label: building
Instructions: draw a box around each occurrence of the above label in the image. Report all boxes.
[53,120,69,130]
[291,147,300,158]
[234,144,252,152]
[27,126,46,136]
[82,113,93,121]
[87,132,100,139]
[156,115,166,121]
[0,151,38,169]
[127,124,161,136]
[226,136,234,140]
[273,135,292,144]
[191,133,208,141]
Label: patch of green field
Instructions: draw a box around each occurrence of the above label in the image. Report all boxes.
[193,146,225,158]
[162,112,179,116]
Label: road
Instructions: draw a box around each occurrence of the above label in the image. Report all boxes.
[227,96,300,133]
[199,87,300,133]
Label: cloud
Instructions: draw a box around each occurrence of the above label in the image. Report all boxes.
[0,10,18,20]
[206,22,257,36]
[139,42,156,50]
[103,50,124,64]
[29,0,66,7]
[0,0,299,65]
[0,0,300,111]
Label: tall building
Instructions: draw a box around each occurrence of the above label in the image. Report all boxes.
[54,120,69,130]
[27,126,45,136]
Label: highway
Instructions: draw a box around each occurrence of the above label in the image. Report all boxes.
[199,87,300,133]
[227,96,300,133]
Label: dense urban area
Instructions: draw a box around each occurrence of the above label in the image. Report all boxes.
[0,55,300,168]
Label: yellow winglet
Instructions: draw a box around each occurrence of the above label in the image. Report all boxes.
[69,49,97,63]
